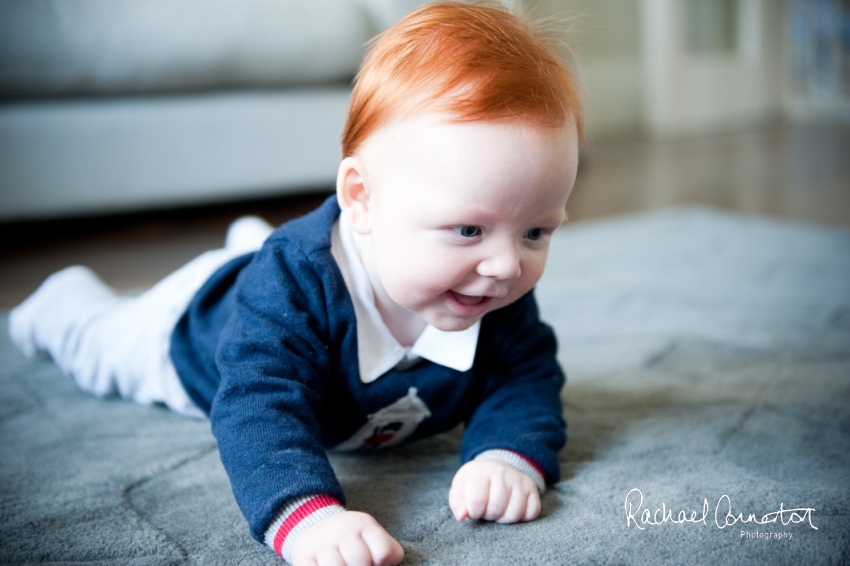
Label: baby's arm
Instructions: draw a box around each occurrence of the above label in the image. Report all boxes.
[289,511,404,566]
[449,451,545,524]
[451,294,565,524]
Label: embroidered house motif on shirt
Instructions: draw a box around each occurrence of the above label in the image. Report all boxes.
[333,387,432,451]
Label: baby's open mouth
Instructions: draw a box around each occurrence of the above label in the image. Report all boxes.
[451,292,486,305]
[445,290,494,317]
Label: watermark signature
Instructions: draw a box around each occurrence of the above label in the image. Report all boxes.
[741,531,794,540]
[624,488,818,531]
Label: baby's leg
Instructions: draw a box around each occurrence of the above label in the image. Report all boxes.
[8,215,274,418]
[8,263,205,416]
[9,265,121,365]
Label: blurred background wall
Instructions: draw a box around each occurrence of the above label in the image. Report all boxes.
[517,0,850,228]
[528,0,849,138]
[1,0,847,221]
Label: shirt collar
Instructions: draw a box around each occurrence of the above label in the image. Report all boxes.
[331,214,480,384]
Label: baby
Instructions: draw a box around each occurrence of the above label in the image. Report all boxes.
[9,2,582,565]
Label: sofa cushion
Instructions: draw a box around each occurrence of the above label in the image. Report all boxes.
[0,0,380,97]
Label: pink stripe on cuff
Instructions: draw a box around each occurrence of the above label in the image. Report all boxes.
[266,494,345,562]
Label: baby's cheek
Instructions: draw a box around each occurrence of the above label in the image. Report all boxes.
[522,254,548,288]
[385,275,440,310]
[393,251,472,306]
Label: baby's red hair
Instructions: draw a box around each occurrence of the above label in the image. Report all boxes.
[342,1,583,158]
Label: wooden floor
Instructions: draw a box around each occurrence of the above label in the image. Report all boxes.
[1,122,848,308]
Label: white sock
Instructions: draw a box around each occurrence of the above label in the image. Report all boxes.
[8,266,119,361]
[225,216,275,254]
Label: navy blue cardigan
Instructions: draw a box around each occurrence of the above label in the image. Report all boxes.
[171,196,566,542]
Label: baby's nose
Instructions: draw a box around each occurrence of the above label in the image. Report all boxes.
[476,240,521,280]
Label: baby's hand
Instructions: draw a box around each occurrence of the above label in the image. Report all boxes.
[289,510,404,566]
[448,459,541,524]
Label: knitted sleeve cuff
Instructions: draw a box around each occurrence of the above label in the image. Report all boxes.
[473,449,547,492]
[263,494,345,564]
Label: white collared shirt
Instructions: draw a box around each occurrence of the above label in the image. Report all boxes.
[330,214,480,384]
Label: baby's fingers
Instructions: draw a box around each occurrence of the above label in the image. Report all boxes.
[496,485,528,524]
[337,535,372,566]
[524,490,541,522]
[497,486,541,524]
[313,547,347,566]
[448,483,468,521]
[483,479,511,521]
[460,476,491,520]
[361,527,405,566]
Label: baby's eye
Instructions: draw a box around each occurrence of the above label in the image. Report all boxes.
[453,226,481,238]
[525,228,544,241]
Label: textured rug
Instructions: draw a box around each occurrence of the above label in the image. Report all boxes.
[2,207,848,565]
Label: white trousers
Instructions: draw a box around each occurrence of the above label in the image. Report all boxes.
[8,216,274,418]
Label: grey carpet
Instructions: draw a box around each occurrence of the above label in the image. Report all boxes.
[2,207,848,565]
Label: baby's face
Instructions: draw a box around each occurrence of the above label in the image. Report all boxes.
[347,112,579,332]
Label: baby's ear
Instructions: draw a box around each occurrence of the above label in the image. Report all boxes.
[336,156,372,234]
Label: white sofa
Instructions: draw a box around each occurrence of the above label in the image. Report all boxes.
[0,0,432,220]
